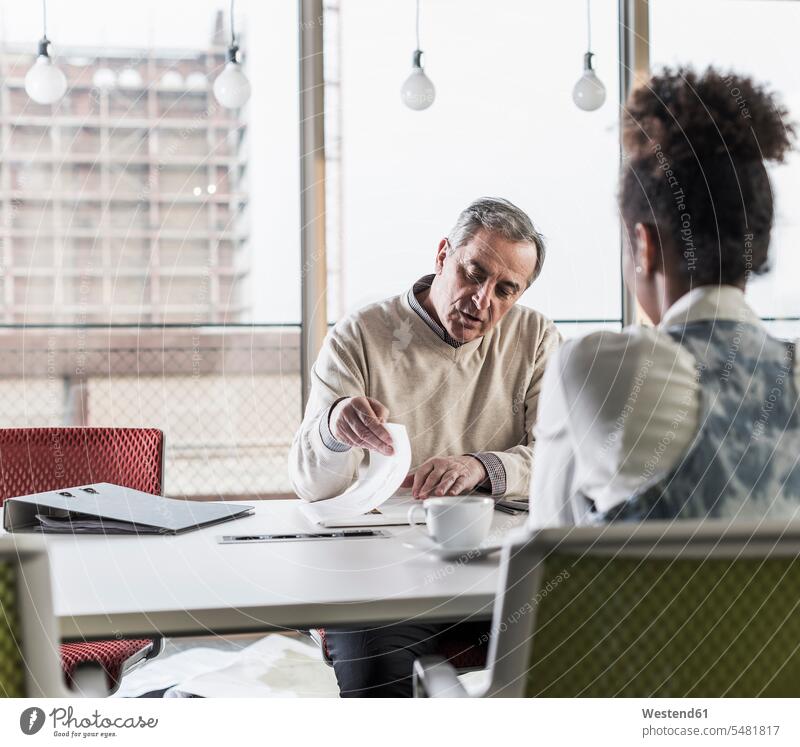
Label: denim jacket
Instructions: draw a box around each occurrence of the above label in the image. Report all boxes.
[602,319,800,521]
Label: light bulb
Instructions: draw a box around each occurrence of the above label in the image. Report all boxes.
[160,71,184,90]
[186,72,208,91]
[118,68,143,89]
[25,50,67,105]
[401,51,435,111]
[92,67,116,91]
[214,61,251,109]
[572,52,606,111]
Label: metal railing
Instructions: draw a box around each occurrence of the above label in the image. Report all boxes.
[0,324,302,498]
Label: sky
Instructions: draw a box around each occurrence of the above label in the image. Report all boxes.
[0,0,232,49]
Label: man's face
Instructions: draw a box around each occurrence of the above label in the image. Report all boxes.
[430,228,538,342]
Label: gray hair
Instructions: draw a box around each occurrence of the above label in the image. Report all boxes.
[447,197,546,283]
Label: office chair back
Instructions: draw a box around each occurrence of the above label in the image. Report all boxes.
[484,522,800,697]
[0,427,164,505]
[0,427,165,693]
[0,534,67,697]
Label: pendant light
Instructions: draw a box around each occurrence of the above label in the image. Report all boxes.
[401,0,435,111]
[213,0,251,109]
[572,0,606,112]
[25,0,67,105]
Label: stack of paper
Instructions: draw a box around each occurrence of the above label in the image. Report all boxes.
[300,422,412,525]
[34,513,164,535]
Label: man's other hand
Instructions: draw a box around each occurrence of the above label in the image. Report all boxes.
[330,396,394,455]
[402,455,487,499]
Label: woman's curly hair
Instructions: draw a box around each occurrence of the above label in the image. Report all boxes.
[620,67,795,285]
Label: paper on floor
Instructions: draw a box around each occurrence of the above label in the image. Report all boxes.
[115,635,339,698]
[113,646,243,698]
[164,635,339,698]
[300,422,412,524]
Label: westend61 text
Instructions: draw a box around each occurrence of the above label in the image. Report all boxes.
[642,708,708,719]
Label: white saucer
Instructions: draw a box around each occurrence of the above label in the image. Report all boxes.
[402,535,502,561]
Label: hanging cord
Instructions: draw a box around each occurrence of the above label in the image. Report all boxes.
[586,0,592,52]
[225,0,239,63]
[38,0,50,55]
[415,0,421,50]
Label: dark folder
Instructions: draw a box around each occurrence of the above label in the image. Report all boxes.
[2,482,254,535]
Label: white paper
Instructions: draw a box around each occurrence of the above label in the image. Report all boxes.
[318,497,421,528]
[164,636,339,698]
[113,647,237,697]
[114,635,339,698]
[300,422,412,525]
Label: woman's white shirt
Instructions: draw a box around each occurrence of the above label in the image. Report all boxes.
[528,286,799,529]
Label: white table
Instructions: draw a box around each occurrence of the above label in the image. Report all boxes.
[1,499,525,641]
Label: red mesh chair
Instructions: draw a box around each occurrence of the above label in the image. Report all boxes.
[0,427,165,693]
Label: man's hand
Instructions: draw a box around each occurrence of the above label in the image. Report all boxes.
[330,396,394,455]
[402,455,487,499]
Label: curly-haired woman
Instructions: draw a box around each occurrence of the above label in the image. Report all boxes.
[530,67,799,526]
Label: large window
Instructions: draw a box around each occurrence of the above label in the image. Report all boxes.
[0,0,302,497]
[0,0,302,326]
[325,0,623,336]
[650,0,800,339]
[0,1,796,498]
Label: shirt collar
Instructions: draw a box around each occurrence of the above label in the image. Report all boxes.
[407,274,466,349]
[659,284,763,329]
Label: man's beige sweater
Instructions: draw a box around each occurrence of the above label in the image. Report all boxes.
[288,283,561,501]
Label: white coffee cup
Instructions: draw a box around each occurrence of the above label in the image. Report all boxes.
[407,495,494,551]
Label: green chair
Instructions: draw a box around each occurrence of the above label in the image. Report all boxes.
[413,521,800,697]
[0,534,99,697]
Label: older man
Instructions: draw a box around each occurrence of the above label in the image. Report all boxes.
[288,197,560,696]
